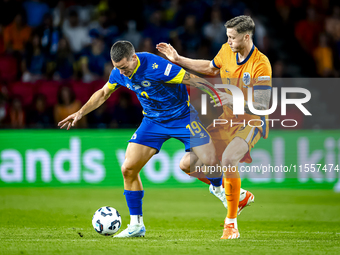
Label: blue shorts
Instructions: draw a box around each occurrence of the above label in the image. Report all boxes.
[129,113,210,153]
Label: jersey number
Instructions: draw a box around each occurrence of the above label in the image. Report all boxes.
[141,91,149,99]
[186,121,201,136]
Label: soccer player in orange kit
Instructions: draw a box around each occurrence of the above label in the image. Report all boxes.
[157,15,272,239]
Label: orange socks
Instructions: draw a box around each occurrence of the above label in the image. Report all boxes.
[186,165,241,220]
[224,167,241,219]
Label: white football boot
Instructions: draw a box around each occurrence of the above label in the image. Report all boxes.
[209,184,228,209]
[114,224,146,238]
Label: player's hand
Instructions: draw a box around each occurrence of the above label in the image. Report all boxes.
[211,92,233,107]
[156,43,179,63]
[58,111,83,130]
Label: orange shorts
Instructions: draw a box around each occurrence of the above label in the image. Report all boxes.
[207,122,262,163]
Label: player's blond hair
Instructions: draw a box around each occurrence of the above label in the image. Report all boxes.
[225,15,255,38]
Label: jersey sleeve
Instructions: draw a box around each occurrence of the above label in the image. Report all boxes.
[107,68,122,90]
[211,44,226,69]
[148,55,186,84]
[253,58,272,90]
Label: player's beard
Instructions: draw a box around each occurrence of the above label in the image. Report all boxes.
[124,71,132,77]
[232,44,245,53]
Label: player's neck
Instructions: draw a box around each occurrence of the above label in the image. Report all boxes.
[237,42,254,63]
[132,58,138,70]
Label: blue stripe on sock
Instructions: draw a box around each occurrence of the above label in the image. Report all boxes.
[207,177,222,187]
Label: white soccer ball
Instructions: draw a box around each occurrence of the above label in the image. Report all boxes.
[92,206,122,236]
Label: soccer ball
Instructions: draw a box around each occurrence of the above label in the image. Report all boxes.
[92,206,122,236]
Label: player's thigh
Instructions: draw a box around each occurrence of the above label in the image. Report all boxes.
[221,125,258,166]
[206,121,231,162]
[221,137,248,178]
[179,152,201,172]
[123,142,157,173]
[222,136,249,167]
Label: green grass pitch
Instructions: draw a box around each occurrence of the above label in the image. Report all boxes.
[0,187,340,255]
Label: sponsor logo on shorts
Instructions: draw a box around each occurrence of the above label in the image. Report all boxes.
[200,133,207,138]
[131,133,137,139]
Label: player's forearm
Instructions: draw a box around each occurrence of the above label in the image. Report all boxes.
[221,99,267,116]
[177,56,216,76]
[79,89,108,116]
[182,72,218,99]
[244,101,267,116]
[243,89,271,116]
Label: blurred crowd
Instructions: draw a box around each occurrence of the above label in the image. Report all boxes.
[273,0,340,129]
[276,0,340,77]
[0,0,338,129]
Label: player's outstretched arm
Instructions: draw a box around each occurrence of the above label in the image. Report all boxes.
[58,83,116,130]
[181,71,222,105]
[156,43,219,76]
[210,89,271,116]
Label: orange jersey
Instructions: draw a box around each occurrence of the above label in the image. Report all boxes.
[212,43,272,138]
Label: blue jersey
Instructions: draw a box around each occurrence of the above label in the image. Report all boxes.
[107,52,193,123]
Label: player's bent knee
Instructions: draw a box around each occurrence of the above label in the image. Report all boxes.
[121,164,139,180]
[179,153,197,173]
[179,160,190,173]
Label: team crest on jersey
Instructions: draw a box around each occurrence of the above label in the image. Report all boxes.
[242,72,251,86]
[141,80,151,87]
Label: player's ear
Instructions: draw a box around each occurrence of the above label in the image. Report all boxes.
[244,33,250,42]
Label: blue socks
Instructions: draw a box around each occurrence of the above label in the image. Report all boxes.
[207,177,222,187]
[124,190,144,215]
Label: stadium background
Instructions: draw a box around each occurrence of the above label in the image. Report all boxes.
[0,0,340,190]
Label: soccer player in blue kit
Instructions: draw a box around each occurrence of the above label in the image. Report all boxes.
[58,41,225,238]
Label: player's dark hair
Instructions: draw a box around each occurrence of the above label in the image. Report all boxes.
[110,41,135,62]
[225,15,255,37]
